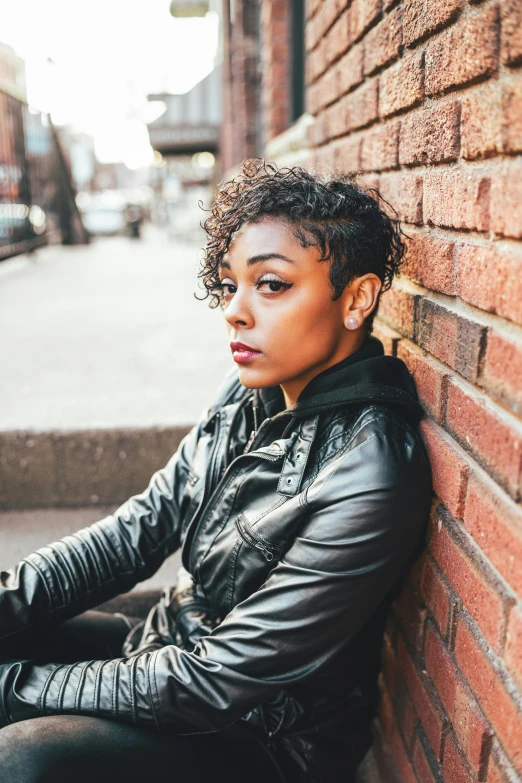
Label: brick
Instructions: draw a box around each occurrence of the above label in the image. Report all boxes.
[420,555,455,638]
[417,299,486,383]
[464,471,522,597]
[503,74,522,153]
[403,0,462,47]
[419,422,469,518]
[429,514,507,652]
[312,36,328,80]
[379,51,424,117]
[345,78,379,131]
[306,82,321,115]
[321,67,339,108]
[394,582,427,652]
[424,168,490,232]
[501,0,522,65]
[397,636,446,757]
[310,142,337,173]
[378,172,423,225]
[400,101,461,167]
[457,244,522,324]
[446,380,522,499]
[349,0,382,43]
[335,135,360,173]
[505,606,522,692]
[412,737,439,783]
[455,244,522,325]
[454,617,522,770]
[305,0,317,22]
[398,341,448,423]
[372,319,401,356]
[363,7,402,76]
[443,734,474,783]
[403,233,455,294]
[337,43,363,96]
[356,173,380,192]
[324,101,343,140]
[395,678,418,752]
[425,624,493,778]
[310,112,326,146]
[326,9,351,63]
[461,83,502,160]
[490,163,522,239]
[381,632,398,697]
[378,285,418,339]
[360,121,399,171]
[482,331,522,414]
[390,728,418,783]
[312,0,338,44]
[425,6,499,95]
[379,686,396,741]
[486,745,520,783]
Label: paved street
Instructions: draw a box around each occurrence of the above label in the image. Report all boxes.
[0,225,234,431]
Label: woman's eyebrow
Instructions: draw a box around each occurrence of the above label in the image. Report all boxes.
[220,253,295,270]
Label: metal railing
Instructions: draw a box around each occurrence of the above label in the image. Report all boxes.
[0,87,88,261]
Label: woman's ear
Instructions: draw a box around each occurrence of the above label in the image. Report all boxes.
[342,274,382,331]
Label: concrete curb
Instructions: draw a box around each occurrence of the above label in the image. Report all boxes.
[0,425,193,510]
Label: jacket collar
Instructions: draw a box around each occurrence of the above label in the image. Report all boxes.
[252,335,423,421]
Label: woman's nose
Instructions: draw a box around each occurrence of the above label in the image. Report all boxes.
[223,285,254,327]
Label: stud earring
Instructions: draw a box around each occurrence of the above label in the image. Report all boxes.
[345,317,359,330]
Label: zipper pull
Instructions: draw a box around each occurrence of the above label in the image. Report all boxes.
[243,429,256,454]
[243,402,259,454]
[255,542,274,562]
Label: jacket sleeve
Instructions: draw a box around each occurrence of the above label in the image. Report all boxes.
[0,369,242,648]
[0,420,432,731]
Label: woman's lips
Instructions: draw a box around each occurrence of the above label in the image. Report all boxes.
[233,349,262,363]
[230,342,262,363]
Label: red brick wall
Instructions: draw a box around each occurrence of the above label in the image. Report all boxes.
[306,1,522,780]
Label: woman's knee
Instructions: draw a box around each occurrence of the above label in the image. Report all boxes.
[0,716,102,783]
[0,719,56,782]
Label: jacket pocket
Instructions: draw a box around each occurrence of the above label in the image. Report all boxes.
[225,514,282,613]
[235,513,282,563]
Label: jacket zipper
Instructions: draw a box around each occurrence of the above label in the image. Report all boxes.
[182,416,284,577]
[235,514,281,562]
[243,402,259,454]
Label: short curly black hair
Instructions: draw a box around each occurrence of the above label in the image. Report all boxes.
[197,158,405,335]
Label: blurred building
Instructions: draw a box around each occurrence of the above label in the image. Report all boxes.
[147,67,221,159]
[220,0,310,175]
[0,41,26,101]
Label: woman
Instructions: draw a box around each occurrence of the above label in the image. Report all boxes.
[0,160,432,783]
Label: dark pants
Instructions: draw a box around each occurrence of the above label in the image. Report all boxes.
[0,611,290,783]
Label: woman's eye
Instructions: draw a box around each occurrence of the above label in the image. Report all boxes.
[216,278,293,298]
[257,278,293,294]
[217,281,236,296]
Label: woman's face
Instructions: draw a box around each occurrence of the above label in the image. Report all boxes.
[219,217,381,408]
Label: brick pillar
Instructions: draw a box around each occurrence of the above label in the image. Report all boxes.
[220,0,260,174]
[260,0,291,145]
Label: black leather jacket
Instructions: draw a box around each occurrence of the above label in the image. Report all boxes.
[0,336,432,783]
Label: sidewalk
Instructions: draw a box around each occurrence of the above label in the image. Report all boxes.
[0,225,233,431]
[0,225,232,590]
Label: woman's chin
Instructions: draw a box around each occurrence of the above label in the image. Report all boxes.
[235,365,279,389]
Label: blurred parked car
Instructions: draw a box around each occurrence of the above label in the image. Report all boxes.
[81,202,126,236]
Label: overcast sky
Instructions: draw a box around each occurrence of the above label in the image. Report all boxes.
[2,0,219,168]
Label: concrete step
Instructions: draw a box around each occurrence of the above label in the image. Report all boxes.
[0,426,191,510]
[0,506,182,599]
